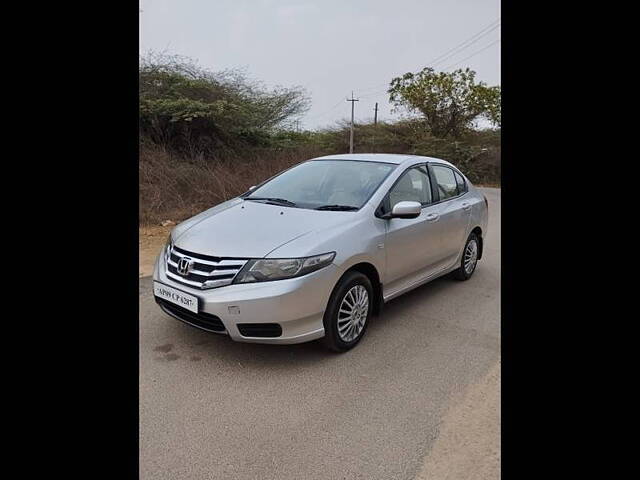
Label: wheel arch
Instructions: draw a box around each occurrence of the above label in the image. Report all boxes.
[470,226,483,259]
[338,262,383,315]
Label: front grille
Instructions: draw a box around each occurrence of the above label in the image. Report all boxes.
[156,297,226,332]
[165,245,249,290]
[237,323,283,338]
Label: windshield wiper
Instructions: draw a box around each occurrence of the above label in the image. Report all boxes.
[245,197,298,207]
[315,204,359,211]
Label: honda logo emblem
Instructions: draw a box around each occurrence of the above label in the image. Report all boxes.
[177,257,193,276]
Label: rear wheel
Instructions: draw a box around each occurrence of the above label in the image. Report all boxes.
[321,271,373,352]
[453,232,480,281]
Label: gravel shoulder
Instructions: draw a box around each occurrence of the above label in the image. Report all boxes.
[139,225,173,277]
[415,361,500,480]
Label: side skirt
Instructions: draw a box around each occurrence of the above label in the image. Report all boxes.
[382,261,460,303]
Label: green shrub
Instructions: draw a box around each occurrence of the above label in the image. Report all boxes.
[140,52,309,155]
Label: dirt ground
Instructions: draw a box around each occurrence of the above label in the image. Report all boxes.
[139,225,174,277]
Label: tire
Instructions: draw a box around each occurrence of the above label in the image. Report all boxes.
[453,232,480,281]
[321,271,373,352]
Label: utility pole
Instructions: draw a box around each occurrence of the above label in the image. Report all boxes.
[346,91,359,153]
[372,102,379,153]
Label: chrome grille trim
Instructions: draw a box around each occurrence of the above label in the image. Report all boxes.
[165,244,249,290]
[166,270,237,289]
[167,259,242,278]
[171,247,246,267]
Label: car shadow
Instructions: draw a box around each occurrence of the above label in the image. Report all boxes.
[370,274,455,330]
[160,320,332,370]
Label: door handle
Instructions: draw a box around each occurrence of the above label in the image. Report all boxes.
[461,202,471,211]
[425,213,440,222]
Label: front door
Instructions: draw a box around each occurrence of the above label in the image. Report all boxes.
[383,165,445,296]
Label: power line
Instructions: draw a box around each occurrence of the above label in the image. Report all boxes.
[357,18,500,100]
[305,98,346,121]
[428,19,500,68]
[306,18,501,127]
[358,82,389,96]
[360,87,389,99]
[442,38,500,71]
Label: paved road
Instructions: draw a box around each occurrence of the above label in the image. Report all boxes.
[139,188,500,480]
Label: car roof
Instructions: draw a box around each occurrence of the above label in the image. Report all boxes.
[310,153,455,167]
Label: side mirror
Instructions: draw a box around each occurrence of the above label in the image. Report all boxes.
[389,201,421,219]
[249,185,257,191]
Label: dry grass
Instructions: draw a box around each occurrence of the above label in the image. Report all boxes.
[139,143,325,225]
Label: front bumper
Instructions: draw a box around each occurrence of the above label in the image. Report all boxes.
[152,252,339,344]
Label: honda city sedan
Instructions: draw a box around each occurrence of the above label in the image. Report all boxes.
[153,153,488,352]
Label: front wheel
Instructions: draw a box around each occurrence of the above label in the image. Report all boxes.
[321,271,373,352]
[453,232,480,281]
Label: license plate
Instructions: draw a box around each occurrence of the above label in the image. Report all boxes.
[153,281,199,313]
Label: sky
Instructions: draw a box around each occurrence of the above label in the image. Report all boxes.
[140,0,500,130]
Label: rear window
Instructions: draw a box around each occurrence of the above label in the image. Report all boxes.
[454,170,467,194]
[431,165,459,200]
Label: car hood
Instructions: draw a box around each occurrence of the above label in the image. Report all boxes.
[173,198,360,258]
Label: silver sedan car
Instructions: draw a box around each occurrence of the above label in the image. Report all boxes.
[153,153,488,351]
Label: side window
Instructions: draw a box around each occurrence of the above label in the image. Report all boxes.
[432,165,459,200]
[388,166,432,210]
[454,170,467,194]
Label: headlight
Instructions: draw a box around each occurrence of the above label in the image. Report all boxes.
[234,252,336,283]
[164,234,173,261]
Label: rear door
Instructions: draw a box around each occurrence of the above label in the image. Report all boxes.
[427,164,473,266]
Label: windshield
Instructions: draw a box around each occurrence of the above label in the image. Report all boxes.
[245,160,396,210]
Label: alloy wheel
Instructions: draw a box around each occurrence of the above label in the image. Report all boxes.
[464,239,478,275]
[337,285,369,342]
